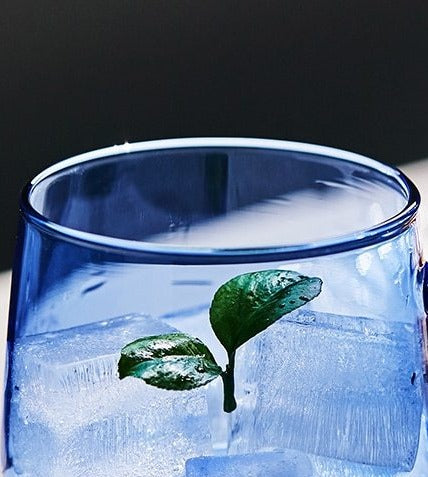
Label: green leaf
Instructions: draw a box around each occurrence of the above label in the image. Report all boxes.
[118,332,222,391]
[209,270,322,353]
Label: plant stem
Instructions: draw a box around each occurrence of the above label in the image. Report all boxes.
[221,351,237,413]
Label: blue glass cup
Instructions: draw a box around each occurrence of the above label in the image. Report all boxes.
[5,138,428,476]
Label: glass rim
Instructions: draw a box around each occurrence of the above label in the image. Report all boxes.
[20,137,421,264]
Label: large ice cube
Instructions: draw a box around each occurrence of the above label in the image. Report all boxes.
[10,314,212,477]
[310,422,428,477]
[185,450,313,477]
[228,310,423,470]
[309,454,400,477]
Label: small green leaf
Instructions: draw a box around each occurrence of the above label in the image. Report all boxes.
[119,269,323,414]
[118,332,222,391]
[209,270,322,353]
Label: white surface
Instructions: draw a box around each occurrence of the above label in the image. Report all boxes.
[0,271,9,347]
[0,271,9,387]
[401,160,428,247]
[0,271,9,472]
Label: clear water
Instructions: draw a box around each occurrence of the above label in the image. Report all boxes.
[9,307,427,476]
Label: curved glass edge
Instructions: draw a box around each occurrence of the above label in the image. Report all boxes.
[19,137,421,264]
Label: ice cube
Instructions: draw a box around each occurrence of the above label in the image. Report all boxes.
[228,310,423,470]
[10,314,212,477]
[12,313,175,393]
[310,421,427,477]
[185,450,313,477]
[309,454,398,477]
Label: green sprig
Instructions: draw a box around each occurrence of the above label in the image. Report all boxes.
[118,270,322,413]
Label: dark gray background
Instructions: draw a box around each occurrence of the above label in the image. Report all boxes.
[2,1,428,270]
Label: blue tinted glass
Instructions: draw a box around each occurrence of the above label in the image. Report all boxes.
[6,140,427,476]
